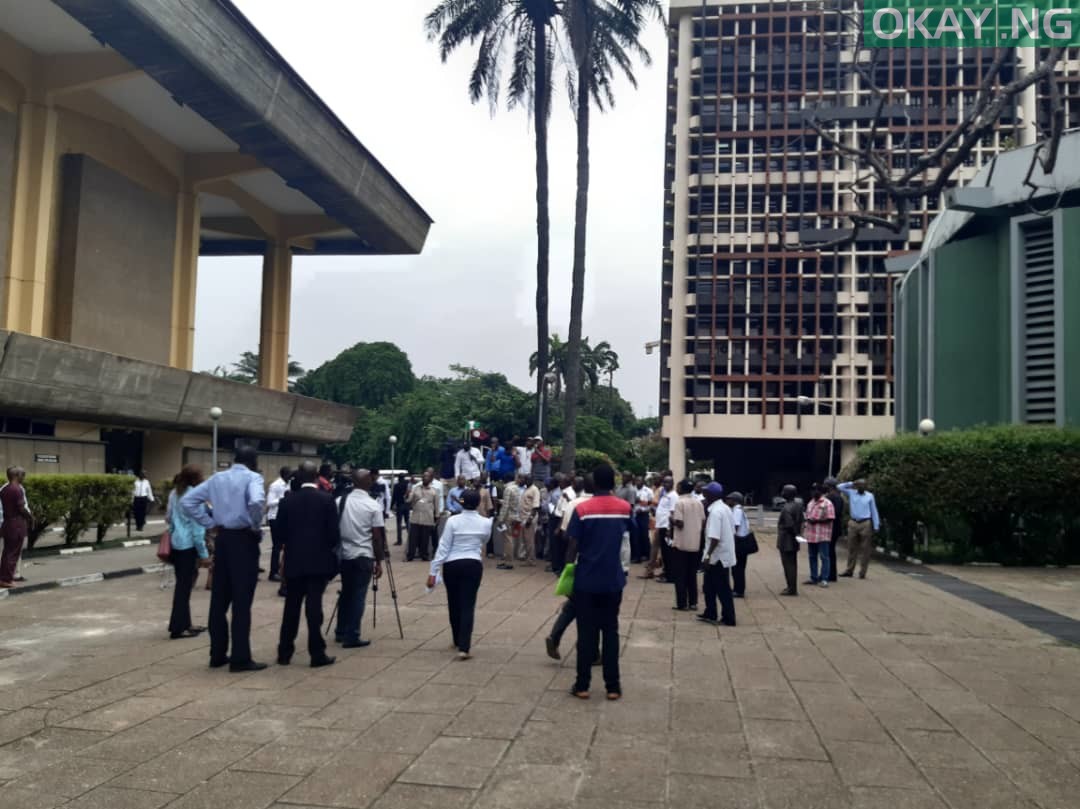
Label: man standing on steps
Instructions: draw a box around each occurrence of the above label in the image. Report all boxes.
[182,445,267,672]
[266,466,291,583]
[838,479,880,580]
[275,462,339,668]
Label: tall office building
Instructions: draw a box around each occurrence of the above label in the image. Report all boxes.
[659,0,1074,496]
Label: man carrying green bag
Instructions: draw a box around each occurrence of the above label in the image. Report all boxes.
[544,563,577,660]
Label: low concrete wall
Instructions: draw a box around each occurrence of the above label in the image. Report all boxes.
[0,331,358,444]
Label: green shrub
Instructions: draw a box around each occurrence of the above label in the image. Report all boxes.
[22,475,134,547]
[841,425,1080,565]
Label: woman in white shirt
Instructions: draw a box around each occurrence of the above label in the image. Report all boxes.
[427,489,491,660]
[132,470,155,531]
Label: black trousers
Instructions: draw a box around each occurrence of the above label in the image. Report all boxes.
[208,529,260,665]
[394,509,408,544]
[278,574,329,662]
[407,524,436,561]
[443,559,483,653]
[169,547,198,635]
[702,563,736,625]
[574,589,622,694]
[549,530,567,574]
[827,538,838,583]
[732,549,749,596]
[780,549,799,594]
[133,496,150,530]
[550,597,576,646]
[673,549,699,609]
[633,512,651,561]
[657,528,674,576]
[268,519,283,578]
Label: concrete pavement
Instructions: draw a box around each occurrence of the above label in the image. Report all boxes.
[0,539,1078,809]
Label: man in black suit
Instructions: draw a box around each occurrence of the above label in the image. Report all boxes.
[276,461,339,668]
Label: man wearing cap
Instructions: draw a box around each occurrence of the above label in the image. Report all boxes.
[531,437,552,483]
[700,482,736,626]
[776,484,804,596]
[726,491,754,598]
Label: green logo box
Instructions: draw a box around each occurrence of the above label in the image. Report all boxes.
[863,0,1080,46]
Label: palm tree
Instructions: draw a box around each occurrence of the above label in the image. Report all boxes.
[425,0,561,416]
[560,0,662,472]
[590,340,620,389]
[529,333,569,400]
[207,351,306,391]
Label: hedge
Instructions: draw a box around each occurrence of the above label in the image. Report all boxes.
[23,475,134,548]
[840,425,1080,565]
[547,446,618,476]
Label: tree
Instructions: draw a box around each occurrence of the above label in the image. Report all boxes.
[560,0,661,472]
[294,342,415,409]
[205,351,306,391]
[588,339,619,390]
[425,0,562,422]
[804,3,1067,247]
[529,333,569,400]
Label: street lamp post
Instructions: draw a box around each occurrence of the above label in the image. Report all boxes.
[209,406,223,473]
[797,395,838,479]
[389,435,398,473]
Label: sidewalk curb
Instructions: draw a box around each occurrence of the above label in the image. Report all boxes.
[7,562,168,597]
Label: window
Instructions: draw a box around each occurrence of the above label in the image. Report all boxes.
[1014,216,1062,424]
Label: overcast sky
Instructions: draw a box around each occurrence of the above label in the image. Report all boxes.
[194,0,668,418]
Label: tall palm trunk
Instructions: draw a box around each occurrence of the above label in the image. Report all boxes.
[533,22,551,429]
[562,56,590,474]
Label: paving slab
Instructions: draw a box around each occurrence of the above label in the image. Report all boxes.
[0,543,1078,809]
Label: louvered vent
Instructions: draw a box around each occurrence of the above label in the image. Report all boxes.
[1019,219,1058,424]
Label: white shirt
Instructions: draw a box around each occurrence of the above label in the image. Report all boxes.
[635,487,653,512]
[705,500,736,568]
[733,505,750,538]
[454,448,483,480]
[266,477,289,521]
[515,446,532,477]
[431,510,492,576]
[555,487,576,519]
[431,479,445,513]
[338,489,384,561]
[133,479,154,500]
[655,490,678,530]
[376,476,391,514]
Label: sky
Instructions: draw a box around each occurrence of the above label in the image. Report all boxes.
[193,0,668,418]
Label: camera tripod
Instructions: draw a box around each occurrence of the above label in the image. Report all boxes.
[324,551,404,640]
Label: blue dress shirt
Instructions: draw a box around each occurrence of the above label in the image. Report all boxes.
[447,486,466,514]
[838,483,880,532]
[168,491,209,558]
[181,463,266,531]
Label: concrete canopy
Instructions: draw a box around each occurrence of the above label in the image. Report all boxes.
[5,0,432,256]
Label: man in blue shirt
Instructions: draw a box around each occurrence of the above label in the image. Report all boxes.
[485,438,509,482]
[447,476,467,515]
[837,479,880,580]
[181,446,267,671]
[566,464,632,701]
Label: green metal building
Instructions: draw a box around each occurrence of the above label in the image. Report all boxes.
[893,133,1080,433]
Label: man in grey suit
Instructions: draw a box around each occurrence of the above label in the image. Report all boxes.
[777,484,804,596]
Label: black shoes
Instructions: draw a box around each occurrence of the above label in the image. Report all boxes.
[696,615,719,626]
[268,574,281,582]
[229,661,268,673]
[839,571,854,578]
[209,658,229,669]
[311,656,336,668]
[780,589,798,596]
[545,637,560,660]
[341,640,371,649]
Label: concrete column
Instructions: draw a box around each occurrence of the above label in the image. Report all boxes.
[1,102,58,335]
[666,11,694,480]
[258,242,291,391]
[1017,47,1037,147]
[169,191,200,369]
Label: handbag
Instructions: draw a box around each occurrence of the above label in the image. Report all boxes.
[554,562,576,597]
[736,531,759,556]
[156,529,173,563]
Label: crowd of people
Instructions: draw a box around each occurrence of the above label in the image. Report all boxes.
[151,436,880,701]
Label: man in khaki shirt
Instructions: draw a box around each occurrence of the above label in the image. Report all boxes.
[670,480,706,611]
[406,470,440,562]
[497,473,525,569]
[520,477,542,566]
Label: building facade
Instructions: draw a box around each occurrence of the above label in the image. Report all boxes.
[894,134,1080,432]
[659,0,1069,496]
[0,0,431,480]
